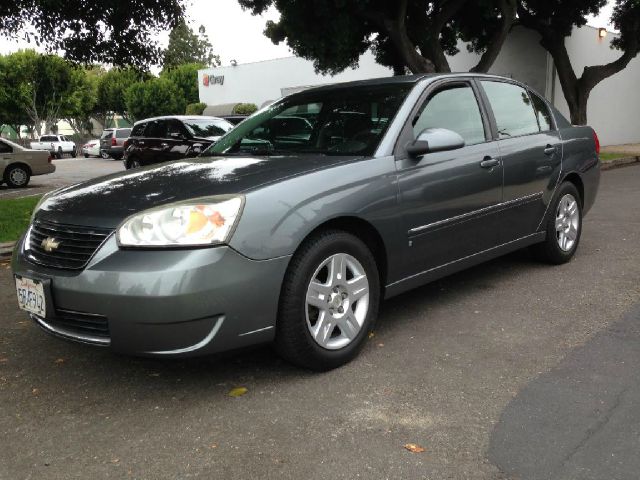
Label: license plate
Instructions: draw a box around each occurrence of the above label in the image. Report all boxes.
[15,276,46,317]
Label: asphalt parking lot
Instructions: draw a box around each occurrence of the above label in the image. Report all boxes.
[0,157,124,200]
[0,166,639,479]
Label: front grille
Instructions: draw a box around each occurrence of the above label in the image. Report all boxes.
[33,309,110,345]
[26,220,113,270]
[50,309,110,339]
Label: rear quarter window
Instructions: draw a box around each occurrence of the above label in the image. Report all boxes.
[130,124,146,137]
[481,81,540,138]
[530,93,554,131]
[116,129,132,138]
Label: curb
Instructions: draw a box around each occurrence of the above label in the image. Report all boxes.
[0,241,15,259]
[601,156,640,171]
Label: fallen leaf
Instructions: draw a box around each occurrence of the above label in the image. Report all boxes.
[148,373,160,377]
[404,443,426,453]
[377,343,384,347]
[228,387,248,397]
[368,331,375,339]
[54,358,65,364]
[32,388,39,395]
[0,357,8,363]
[209,444,218,449]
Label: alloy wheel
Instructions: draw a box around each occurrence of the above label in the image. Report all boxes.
[555,193,580,251]
[9,168,28,186]
[305,253,370,350]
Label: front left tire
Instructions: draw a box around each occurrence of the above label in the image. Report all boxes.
[276,230,380,371]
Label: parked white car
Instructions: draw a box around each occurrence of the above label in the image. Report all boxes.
[82,139,100,158]
[30,134,77,159]
[0,138,55,188]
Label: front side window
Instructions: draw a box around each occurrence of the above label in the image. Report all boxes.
[205,84,412,156]
[530,93,554,132]
[481,81,540,138]
[413,84,486,146]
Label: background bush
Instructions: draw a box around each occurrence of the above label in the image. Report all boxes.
[185,102,207,115]
[233,103,258,115]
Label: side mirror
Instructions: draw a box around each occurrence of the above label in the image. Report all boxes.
[407,128,465,158]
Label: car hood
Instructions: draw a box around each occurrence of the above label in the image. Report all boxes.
[35,154,362,228]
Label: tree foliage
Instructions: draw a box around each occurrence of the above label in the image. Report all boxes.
[233,103,259,115]
[0,0,185,69]
[0,50,79,136]
[161,63,204,104]
[96,68,149,124]
[239,0,516,74]
[162,21,221,70]
[125,77,186,121]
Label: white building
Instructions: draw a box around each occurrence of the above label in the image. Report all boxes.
[199,26,640,146]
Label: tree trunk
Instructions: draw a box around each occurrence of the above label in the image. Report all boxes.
[471,0,517,73]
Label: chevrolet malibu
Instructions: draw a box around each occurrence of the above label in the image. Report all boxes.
[12,74,600,370]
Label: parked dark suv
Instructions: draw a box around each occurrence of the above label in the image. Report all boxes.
[123,116,234,169]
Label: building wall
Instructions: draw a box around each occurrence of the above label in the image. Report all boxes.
[553,26,640,146]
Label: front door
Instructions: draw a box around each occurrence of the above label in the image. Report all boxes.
[396,81,503,276]
[478,81,561,242]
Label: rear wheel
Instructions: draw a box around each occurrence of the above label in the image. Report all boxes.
[127,158,141,169]
[4,165,30,188]
[276,230,380,371]
[532,182,582,264]
[71,148,77,158]
[100,150,110,159]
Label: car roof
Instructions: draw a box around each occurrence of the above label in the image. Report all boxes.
[133,115,226,125]
[293,72,525,95]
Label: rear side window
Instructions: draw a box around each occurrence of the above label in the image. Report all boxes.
[116,129,132,138]
[530,93,554,131]
[101,130,113,139]
[145,121,167,138]
[413,84,486,146]
[131,124,146,137]
[481,81,540,138]
[41,135,56,141]
[0,141,12,153]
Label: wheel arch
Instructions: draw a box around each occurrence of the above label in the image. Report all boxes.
[560,171,585,207]
[5,162,33,177]
[290,216,389,290]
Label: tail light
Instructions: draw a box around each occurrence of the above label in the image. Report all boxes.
[111,137,117,146]
[593,129,600,155]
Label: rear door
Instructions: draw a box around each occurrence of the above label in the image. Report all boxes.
[396,79,503,275]
[165,120,192,161]
[478,80,561,242]
[142,120,169,165]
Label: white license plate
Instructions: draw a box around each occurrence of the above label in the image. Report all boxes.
[15,276,46,317]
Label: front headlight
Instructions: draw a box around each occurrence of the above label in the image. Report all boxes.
[117,196,244,247]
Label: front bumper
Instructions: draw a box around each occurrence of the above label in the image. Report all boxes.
[12,234,291,357]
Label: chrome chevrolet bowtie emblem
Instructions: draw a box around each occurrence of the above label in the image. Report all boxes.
[41,237,61,252]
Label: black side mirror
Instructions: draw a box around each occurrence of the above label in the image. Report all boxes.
[407,128,465,158]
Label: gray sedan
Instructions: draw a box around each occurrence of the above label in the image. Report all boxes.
[11,74,600,370]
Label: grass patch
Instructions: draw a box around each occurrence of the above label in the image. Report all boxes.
[600,152,631,162]
[0,195,41,243]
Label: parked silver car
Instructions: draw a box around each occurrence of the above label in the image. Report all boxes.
[0,138,55,188]
[100,128,131,160]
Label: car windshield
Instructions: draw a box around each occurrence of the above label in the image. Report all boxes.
[204,83,412,157]
[183,119,234,138]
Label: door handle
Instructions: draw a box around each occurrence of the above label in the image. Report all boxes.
[544,145,556,155]
[160,143,169,148]
[480,157,500,169]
